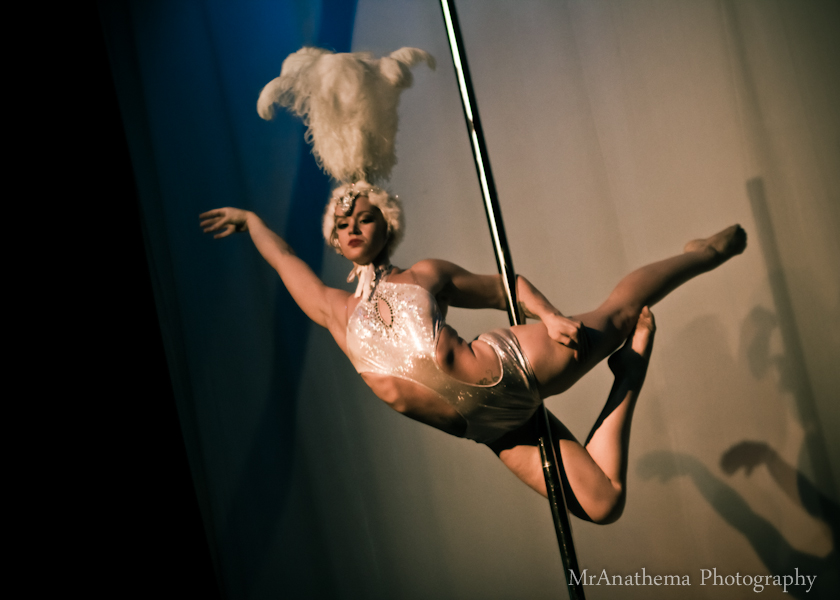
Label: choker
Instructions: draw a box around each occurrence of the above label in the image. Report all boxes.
[348,263,393,299]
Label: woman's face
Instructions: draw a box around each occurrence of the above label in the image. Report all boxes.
[335,195,389,265]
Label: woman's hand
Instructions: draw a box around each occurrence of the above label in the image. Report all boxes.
[199,207,251,238]
[543,313,588,362]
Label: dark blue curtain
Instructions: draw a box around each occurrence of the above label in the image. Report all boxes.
[99,2,358,597]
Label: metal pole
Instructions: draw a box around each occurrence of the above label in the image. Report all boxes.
[438,2,585,598]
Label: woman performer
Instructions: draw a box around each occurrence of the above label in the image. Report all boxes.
[199,47,747,524]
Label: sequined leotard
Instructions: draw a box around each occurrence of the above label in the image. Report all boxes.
[346,277,542,443]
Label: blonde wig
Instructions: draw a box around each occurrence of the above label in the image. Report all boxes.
[257,47,435,184]
[322,182,404,256]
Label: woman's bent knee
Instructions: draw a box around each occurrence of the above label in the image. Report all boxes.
[586,489,626,524]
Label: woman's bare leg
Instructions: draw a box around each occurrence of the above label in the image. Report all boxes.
[493,225,746,522]
[490,309,656,523]
[518,224,746,397]
[586,224,745,340]
[580,307,655,520]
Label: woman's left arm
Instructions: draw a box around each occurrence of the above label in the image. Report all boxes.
[414,260,507,309]
[516,275,586,358]
[420,261,585,358]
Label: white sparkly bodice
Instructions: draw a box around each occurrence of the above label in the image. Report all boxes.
[346,279,544,443]
[346,281,444,379]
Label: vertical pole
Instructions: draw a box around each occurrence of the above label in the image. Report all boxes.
[438,2,585,598]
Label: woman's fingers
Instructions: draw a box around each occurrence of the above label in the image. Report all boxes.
[202,223,223,234]
[200,217,222,231]
[562,319,582,346]
[200,208,243,235]
[200,209,226,231]
[214,223,236,239]
[550,317,588,363]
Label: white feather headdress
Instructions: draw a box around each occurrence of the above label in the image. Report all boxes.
[257,47,435,184]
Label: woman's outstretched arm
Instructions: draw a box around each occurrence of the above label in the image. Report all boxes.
[200,208,349,331]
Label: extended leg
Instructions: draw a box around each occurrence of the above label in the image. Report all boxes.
[518,224,746,396]
[590,225,745,335]
[490,309,656,523]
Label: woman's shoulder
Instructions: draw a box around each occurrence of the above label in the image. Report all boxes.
[401,259,456,286]
[399,259,474,299]
[406,258,461,276]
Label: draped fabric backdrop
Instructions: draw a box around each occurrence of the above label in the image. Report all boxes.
[101,1,839,598]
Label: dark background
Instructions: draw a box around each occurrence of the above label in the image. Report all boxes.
[81,3,219,595]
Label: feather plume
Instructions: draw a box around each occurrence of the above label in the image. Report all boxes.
[257,47,434,184]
